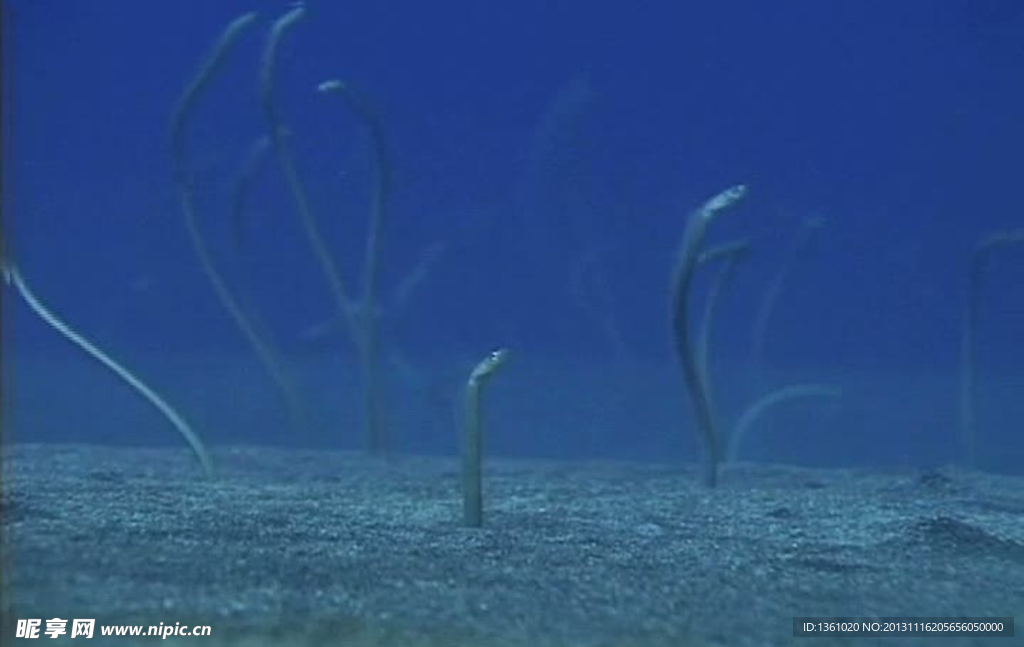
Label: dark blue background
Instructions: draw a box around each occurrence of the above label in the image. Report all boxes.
[4,1,1023,472]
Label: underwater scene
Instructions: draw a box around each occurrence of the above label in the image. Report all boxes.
[2,1,1023,645]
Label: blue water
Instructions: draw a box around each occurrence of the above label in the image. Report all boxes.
[5,1,1023,469]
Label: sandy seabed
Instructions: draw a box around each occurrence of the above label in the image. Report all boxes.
[2,442,1021,646]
